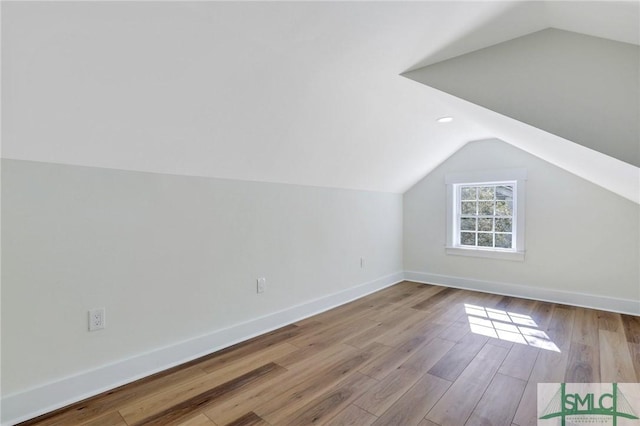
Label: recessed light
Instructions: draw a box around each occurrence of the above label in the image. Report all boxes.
[437,116,454,123]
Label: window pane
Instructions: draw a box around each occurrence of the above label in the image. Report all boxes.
[495,218,512,232]
[496,185,513,201]
[450,178,520,254]
[478,218,493,232]
[478,201,494,215]
[495,201,513,216]
[461,232,476,246]
[479,187,494,200]
[478,233,493,247]
[461,187,477,200]
[495,233,512,248]
[461,201,477,215]
[461,218,476,231]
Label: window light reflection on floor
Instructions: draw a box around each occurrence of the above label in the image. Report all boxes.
[464,304,561,352]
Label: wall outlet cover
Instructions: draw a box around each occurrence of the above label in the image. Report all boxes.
[88,308,106,331]
[257,277,266,294]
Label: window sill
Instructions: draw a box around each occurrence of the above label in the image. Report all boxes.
[445,246,525,262]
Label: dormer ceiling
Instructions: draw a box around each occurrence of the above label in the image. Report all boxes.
[405,28,639,167]
[2,1,638,202]
[404,27,640,202]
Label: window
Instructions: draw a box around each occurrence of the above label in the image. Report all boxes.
[446,169,526,261]
[457,183,514,249]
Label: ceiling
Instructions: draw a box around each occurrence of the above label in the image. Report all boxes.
[404,27,639,202]
[2,1,639,200]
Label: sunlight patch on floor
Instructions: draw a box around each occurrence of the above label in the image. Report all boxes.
[464,304,560,352]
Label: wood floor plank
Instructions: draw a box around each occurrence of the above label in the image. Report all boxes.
[81,411,128,426]
[309,300,375,325]
[629,342,640,381]
[621,314,640,344]
[372,374,450,426]
[335,283,424,323]
[401,337,456,373]
[201,342,298,374]
[119,358,277,425]
[127,363,284,426]
[255,343,387,424]
[352,338,453,421]
[512,380,541,426]
[565,341,600,382]
[353,366,422,417]
[376,316,444,349]
[200,324,303,367]
[438,321,470,343]
[498,343,539,381]
[203,344,361,425]
[488,338,515,349]
[375,284,448,314]
[494,296,517,310]
[357,336,428,380]
[278,372,377,425]
[372,309,431,342]
[369,282,434,308]
[571,307,599,347]
[465,373,526,426]
[426,343,509,426]
[423,291,473,326]
[528,301,555,331]
[457,288,502,307]
[597,310,622,332]
[427,331,489,381]
[505,296,538,313]
[412,287,459,311]
[288,316,381,349]
[417,421,440,426]
[225,412,268,426]
[176,414,217,426]
[512,341,570,426]
[599,329,637,382]
[392,283,449,306]
[274,338,358,370]
[544,305,575,352]
[324,405,377,426]
[345,308,418,348]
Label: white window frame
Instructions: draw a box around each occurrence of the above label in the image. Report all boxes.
[445,169,526,261]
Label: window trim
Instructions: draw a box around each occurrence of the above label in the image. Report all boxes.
[445,169,526,261]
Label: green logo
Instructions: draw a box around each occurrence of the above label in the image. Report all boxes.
[539,383,639,425]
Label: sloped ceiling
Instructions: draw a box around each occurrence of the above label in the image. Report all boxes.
[2,1,638,202]
[404,29,639,167]
[404,27,640,203]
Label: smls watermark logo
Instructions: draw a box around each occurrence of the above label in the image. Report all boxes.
[538,383,640,425]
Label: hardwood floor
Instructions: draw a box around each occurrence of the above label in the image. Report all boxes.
[20,281,640,426]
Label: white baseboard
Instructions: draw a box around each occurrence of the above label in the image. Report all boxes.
[1,272,404,426]
[4,270,638,425]
[404,270,640,316]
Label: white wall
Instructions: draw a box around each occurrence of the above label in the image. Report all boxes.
[1,159,403,421]
[404,139,639,307]
[3,143,638,423]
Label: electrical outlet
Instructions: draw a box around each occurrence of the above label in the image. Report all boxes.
[88,308,106,331]
[257,277,266,294]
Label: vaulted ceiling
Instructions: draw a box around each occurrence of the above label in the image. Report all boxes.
[2,1,639,202]
[404,26,639,203]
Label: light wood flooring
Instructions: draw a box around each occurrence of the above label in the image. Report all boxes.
[20,281,640,426]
